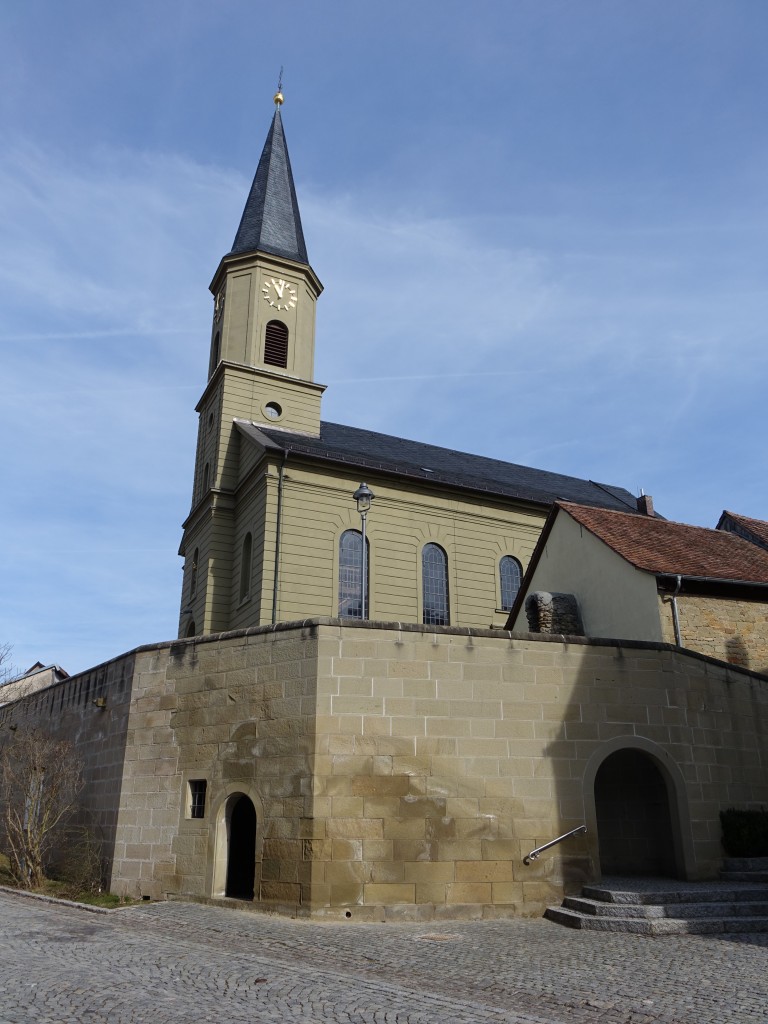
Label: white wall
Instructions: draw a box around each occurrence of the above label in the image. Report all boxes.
[512,511,663,642]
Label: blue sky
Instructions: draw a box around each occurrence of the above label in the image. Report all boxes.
[2,1,767,675]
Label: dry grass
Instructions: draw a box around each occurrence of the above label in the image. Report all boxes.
[0,852,137,907]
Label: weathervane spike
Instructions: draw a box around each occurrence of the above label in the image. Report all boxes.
[274,67,284,108]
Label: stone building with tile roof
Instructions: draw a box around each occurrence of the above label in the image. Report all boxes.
[508,501,768,673]
[717,510,768,552]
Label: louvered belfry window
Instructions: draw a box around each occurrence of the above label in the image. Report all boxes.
[264,320,289,368]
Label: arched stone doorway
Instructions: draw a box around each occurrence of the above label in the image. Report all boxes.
[594,749,678,877]
[224,793,256,900]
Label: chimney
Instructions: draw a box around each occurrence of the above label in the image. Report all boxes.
[636,494,654,516]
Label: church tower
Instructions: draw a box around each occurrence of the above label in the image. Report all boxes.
[178,91,324,638]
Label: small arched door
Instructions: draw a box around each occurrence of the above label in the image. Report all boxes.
[225,794,256,899]
[594,749,678,877]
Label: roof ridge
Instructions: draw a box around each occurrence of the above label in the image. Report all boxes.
[558,502,768,583]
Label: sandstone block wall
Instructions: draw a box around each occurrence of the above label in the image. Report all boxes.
[0,654,136,883]
[659,594,768,675]
[2,620,767,919]
[307,623,768,919]
[113,626,320,901]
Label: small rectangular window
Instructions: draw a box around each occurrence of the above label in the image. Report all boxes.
[189,780,207,819]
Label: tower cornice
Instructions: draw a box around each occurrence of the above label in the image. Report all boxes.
[209,249,323,299]
[195,360,326,418]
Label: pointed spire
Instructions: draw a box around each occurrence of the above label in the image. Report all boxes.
[230,106,309,265]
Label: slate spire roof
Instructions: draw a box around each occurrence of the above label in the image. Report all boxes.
[230,109,309,265]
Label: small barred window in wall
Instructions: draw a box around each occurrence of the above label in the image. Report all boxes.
[264,320,288,368]
[339,530,369,618]
[240,533,252,602]
[189,780,207,819]
[422,543,449,626]
[500,556,523,611]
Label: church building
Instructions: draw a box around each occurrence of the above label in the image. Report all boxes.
[178,92,638,641]
[2,94,768,922]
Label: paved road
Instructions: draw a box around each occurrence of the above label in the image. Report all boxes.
[0,890,764,1023]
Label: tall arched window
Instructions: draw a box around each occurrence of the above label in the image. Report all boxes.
[264,320,288,368]
[239,532,252,602]
[202,462,210,494]
[209,331,221,378]
[422,543,449,626]
[499,556,523,611]
[338,530,369,618]
[190,548,199,597]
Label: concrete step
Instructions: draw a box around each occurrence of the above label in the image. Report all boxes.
[720,858,768,882]
[547,874,768,934]
[545,906,768,935]
[563,895,768,919]
[581,883,768,906]
[723,857,768,872]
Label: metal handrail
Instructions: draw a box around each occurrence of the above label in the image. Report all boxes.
[523,824,586,865]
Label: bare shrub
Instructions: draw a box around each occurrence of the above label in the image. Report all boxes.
[0,643,18,687]
[0,730,84,889]
[55,823,106,898]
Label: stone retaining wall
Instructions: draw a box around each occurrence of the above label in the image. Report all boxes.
[1,621,767,917]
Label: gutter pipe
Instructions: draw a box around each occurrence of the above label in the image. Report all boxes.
[669,574,682,647]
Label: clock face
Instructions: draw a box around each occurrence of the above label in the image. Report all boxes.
[213,288,225,323]
[262,277,298,311]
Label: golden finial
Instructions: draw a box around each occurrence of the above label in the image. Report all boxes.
[274,66,284,108]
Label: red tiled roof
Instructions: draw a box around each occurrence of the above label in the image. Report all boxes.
[559,502,768,584]
[721,510,768,548]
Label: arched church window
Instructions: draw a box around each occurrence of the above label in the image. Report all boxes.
[239,533,252,602]
[190,548,199,597]
[499,556,523,611]
[203,463,210,494]
[338,530,369,618]
[422,543,449,626]
[186,620,197,638]
[209,331,221,378]
[264,320,288,368]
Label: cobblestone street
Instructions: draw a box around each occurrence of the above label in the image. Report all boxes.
[0,890,765,1023]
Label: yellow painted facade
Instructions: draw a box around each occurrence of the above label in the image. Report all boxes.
[177,106,636,647]
[177,128,551,639]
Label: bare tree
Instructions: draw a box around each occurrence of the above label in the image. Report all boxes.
[0,730,84,889]
[0,643,18,687]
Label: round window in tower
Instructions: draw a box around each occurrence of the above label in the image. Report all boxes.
[264,402,283,421]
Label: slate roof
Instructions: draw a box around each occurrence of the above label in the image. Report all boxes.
[237,419,639,512]
[230,110,308,264]
[560,502,768,583]
[717,510,768,552]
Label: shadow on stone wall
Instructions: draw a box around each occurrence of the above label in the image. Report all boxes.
[0,652,135,888]
[725,635,750,671]
[542,636,768,896]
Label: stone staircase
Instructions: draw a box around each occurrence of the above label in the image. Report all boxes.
[545,859,768,934]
